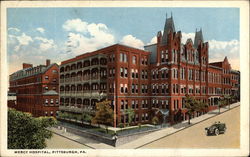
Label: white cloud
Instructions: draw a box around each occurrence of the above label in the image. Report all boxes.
[62,18,88,33]
[35,37,56,51]
[14,33,33,51]
[208,39,239,70]
[120,35,144,49]
[181,32,195,44]
[63,19,115,55]
[8,27,20,32]
[147,36,157,45]
[36,27,45,33]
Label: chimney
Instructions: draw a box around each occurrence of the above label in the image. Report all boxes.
[46,59,51,66]
[23,63,33,69]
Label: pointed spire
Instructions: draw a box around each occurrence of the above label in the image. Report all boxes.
[161,12,176,45]
[194,28,204,48]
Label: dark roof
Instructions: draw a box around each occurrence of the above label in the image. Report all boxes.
[144,44,157,64]
[209,62,223,68]
[161,15,175,44]
[10,63,58,81]
[194,29,204,48]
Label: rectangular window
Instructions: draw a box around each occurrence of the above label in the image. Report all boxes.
[120,68,124,77]
[120,53,123,62]
[132,84,135,93]
[124,68,128,77]
[50,99,54,104]
[120,84,124,93]
[132,100,135,109]
[132,56,136,64]
[121,100,124,110]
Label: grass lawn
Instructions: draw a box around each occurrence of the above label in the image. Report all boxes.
[92,127,115,135]
[117,125,151,133]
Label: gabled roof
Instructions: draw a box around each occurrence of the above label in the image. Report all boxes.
[162,13,175,44]
[10,63,58,81]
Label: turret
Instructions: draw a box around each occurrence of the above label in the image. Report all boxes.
[161,12,176,45]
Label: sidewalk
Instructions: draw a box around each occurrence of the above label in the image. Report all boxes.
[49,102,240,149]
[117,102,240,149]
[49,127,114,149]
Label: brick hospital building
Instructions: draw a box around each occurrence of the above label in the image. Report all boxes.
[9,60,59,117]
[59,14,239,127]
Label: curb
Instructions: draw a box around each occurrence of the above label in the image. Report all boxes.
[49,130,96,149]
[135,104,240,149]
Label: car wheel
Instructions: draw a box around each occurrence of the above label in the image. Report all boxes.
[214,128,219,136]
[206,131,209,136]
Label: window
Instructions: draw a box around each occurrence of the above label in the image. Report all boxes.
[50,99,54,105]
[121,100,124,110]
[141,84,145,93]
[132,84,135,93]
[135,69,139,78]
[45,86,49,90]
[52,70,57,73]
[53,78,57,82]
[132,56,137,64]
[120,68,124,77]
[45,76,49,80]
[142,113,145,121]
[145,113,149,120]
[132,100,135,109]
[124,68,128,77]
[142,70,145,79]
[56,99,59,104]
[120,84,124,93]
[142,100,145,108]
[135,100,139,109]
[125,100,128,109]
[131,69,135,78]
[161,51,165,63]
[45,99,48,105]
[120,53,123,62]
[124,84,128,93]
[124,54,127,62]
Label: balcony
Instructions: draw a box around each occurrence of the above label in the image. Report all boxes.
[59,105,96,113]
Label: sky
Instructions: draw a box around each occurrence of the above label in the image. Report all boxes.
[7,8,240,74]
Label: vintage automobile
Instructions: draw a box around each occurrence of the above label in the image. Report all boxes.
[205,122,226,136]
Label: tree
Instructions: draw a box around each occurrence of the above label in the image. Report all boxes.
[81,112,93,126]
[224,95,232,109]
[218,97,225,114]
[184,95,198,124]
[124,107,135,126]
[8,108,57,149]
[92,100,114,133]
[152,116,159,126]
[197,100,209,115]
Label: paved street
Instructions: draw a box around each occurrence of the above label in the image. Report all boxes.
[46,133,92,149]
[140,106,240,149]
[45,103,240,149]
